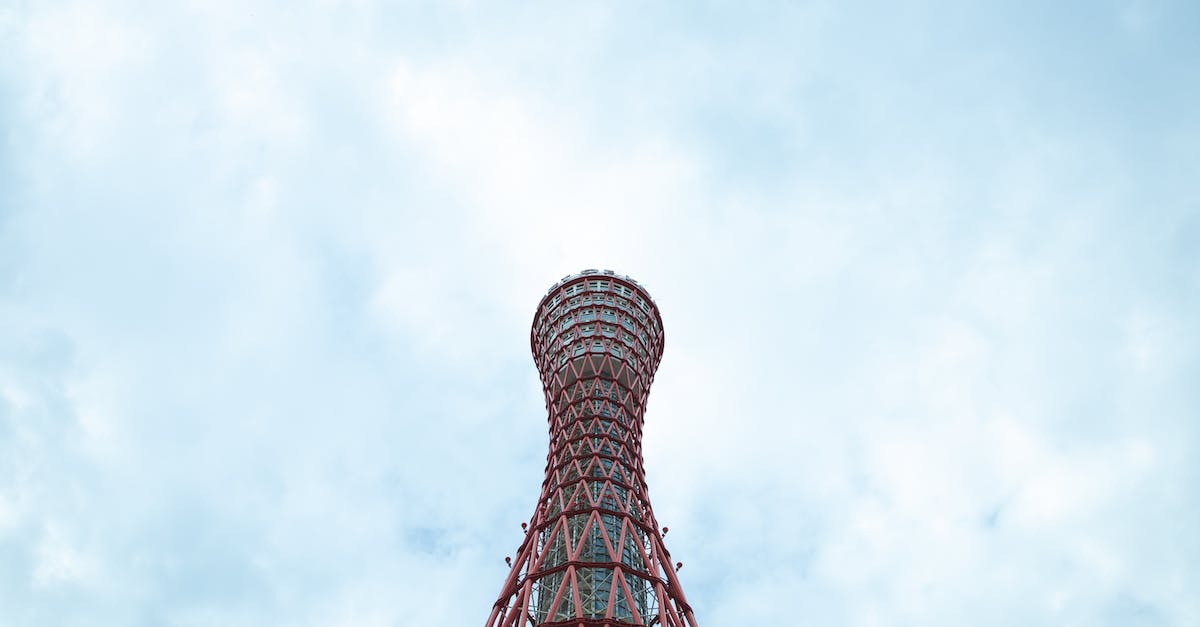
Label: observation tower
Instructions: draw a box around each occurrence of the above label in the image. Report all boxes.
[485,270,699,627]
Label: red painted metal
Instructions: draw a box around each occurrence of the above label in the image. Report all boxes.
[486,270,699,627]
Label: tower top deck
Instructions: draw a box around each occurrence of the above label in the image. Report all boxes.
[539,269,659,306]
[531,269,665,394]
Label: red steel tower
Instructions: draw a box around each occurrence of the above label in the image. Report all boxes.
[486,270,699,627]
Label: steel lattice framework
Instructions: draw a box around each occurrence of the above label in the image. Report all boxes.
[486,270,698,627]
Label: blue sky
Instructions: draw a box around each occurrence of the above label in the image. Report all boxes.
[1,1,1198,625]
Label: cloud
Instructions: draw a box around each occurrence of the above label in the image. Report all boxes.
[2,1,1199,626]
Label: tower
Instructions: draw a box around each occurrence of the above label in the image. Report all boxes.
[486,270,699,627]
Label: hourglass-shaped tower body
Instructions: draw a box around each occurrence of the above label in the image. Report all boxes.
[485,270,699,627]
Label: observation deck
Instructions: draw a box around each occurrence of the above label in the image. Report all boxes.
[531,269,665,398]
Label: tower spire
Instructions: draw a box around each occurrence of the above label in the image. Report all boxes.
[486,270,699,627]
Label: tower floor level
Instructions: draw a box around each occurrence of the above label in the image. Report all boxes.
[485,270,699,627]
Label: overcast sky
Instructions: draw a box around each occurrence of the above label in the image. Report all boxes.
[2,1,1199,625]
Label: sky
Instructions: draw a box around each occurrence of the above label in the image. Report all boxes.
[1,1,1198,625]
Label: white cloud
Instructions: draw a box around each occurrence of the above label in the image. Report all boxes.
[32,522,96,587]
[2,1,1198,626]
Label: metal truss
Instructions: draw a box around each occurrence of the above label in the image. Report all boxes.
[486,270,699,627]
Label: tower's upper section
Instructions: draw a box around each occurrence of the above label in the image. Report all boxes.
[531,269,665,398]
[486,270,697,627]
